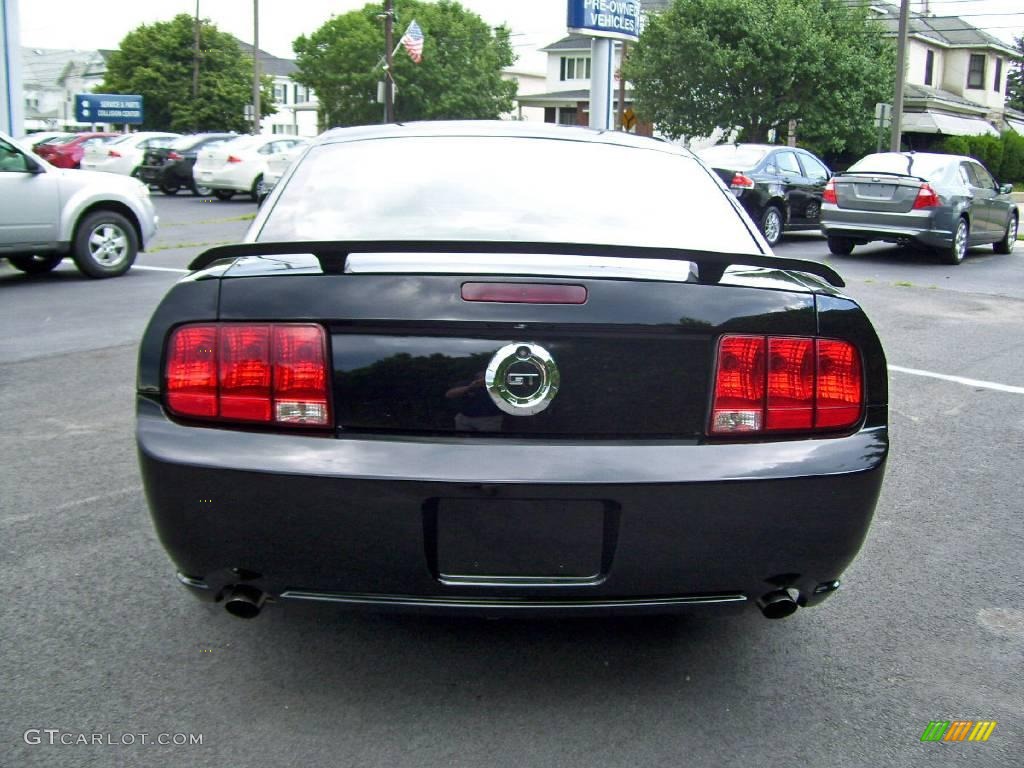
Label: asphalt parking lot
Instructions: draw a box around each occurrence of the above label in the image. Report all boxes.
[2,194,1022,767]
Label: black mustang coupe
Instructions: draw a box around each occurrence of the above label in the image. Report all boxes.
[137,122,888,621]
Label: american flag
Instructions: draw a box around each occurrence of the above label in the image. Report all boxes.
[400,20,424,63]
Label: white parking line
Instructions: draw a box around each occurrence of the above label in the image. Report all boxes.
[132,265,189,273]
[889,365,1024,394]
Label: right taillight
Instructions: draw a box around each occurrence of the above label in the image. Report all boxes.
[165,323,331,428]
[822,178,837,205]
[912,182,940,209]
[711,334,862,435]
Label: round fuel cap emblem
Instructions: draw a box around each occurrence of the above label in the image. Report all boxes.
[485,343,559,416]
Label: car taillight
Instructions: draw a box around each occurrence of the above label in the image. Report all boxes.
[107,149,121,158]
[167,151,183,161]
[822,178,837,205]
[227,155,243,163]
[165,323,331,428]
[912,182,939,209]
[710,334,862,435]
[730,173,755,190]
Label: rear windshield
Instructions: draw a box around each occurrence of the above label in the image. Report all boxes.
[45,135,79,145]
[219,135,261,151]
[847,153,952,180]
[171,134,232,151]
[696,145,769,170]
[258,136,759,254]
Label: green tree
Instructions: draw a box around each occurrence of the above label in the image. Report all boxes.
[623,0,894,155]
[100,14,273,132]
[293,0,516,128]
[1006,35,1024,112]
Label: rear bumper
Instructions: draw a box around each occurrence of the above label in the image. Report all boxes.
[138,397,888,616]
[821,207,953,248]
[192,165,256,192]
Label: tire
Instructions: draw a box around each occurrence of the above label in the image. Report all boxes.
[213,190,235,201]
[993,214,1017,255]
[759,206,784,247]
[827,236,855,256]
[70,210,138,278]
[159,183,180,195]
[192,183,213,197]
[942,218,968,265]
[249,174,264,202]
[9,253,63,274]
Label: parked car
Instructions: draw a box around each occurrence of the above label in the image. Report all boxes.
[137,133,236,196]
[192,134,305,201]
[80,131,180,178]
[138,121,888,622]
[821,152,1019,264]
[696,143,832,247]
[0,132,157,278]
[33,132,118,169]
[25,131,73,149]
[256,138,310,204]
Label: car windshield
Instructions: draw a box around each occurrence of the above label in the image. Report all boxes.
[219,135,261,151]
[45,135,80,145]
[847,153,952,180]
[258,136,759,254]
[696,145,769,170]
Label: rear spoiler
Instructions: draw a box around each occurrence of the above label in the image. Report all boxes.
[189,240,845,288]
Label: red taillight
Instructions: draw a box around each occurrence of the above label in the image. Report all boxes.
[730,173,755,190]
[107,149,121,158]
[461,282,587,304]
[165,323,331,428]
[711,335,862,435]
[167,151,183,161]
[227,155,243,164]
[822,178,837,205]
[912,182,939,209]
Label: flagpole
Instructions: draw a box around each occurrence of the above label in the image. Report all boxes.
[384,0,394,123]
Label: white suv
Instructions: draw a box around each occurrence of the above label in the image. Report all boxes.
[0,132,158,278]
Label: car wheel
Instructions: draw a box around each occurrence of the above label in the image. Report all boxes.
[159,183,180,195]
[759,206,783,247]
[71,211,138,279]
[213,190,235,201]
[9,253,63,274]
[943,218,968,265]
[250,175,264,202]
[993,214,1017,255]
[192,184,213,197]
[827,236,855,256]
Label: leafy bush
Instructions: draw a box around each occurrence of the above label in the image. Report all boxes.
[937,132,1024,182]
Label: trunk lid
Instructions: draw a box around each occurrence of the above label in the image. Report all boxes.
[832,173,924,213]
[216,263,819,438]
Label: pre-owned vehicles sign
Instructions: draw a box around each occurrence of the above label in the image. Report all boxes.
[567,0,641,41]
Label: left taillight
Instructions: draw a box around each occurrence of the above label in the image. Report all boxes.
[822,178,837,205]
[165,323,331,428]
[710,334,862,436]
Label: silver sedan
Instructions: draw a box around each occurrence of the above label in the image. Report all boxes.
[820,152,1018,264]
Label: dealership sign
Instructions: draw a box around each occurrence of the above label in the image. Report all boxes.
[74,94,144,124]
[567,0,641,42]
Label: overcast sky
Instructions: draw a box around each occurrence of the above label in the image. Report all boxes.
[17,0,1024,72]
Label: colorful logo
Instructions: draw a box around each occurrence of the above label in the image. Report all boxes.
[920,721,997,742]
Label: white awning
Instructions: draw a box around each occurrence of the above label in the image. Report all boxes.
[1006,118,1024,135]
[901,111,998,137]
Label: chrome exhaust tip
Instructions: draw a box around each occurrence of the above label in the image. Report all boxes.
[757,589,798,620]
[223,585,266,619]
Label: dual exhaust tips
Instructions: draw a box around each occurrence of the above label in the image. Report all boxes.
[221,585,802,620]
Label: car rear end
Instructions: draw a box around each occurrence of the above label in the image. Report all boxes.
[137,125,888,621]
[821,153,959,249]
[695,145,773,219]
[193,136,263,192]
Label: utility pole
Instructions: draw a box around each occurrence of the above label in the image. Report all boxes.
[890,0,910,151]
[192,0,200,129]
[617,43,627,130]
[252,0,261,134]
[384,0,394,123]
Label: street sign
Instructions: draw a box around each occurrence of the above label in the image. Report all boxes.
[874,102,892,128]
[75,93,144,124]
[567,0,641,42]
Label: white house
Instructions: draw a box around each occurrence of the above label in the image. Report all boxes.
[21,48,108,131]
[872,3,1021,137]
[235,40,318,137]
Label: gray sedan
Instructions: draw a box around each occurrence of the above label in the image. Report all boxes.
[821,152,1018,264]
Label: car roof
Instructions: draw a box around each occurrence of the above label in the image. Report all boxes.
[317,120,687,156]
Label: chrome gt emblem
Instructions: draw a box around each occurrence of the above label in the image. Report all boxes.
[485,343,559,416]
